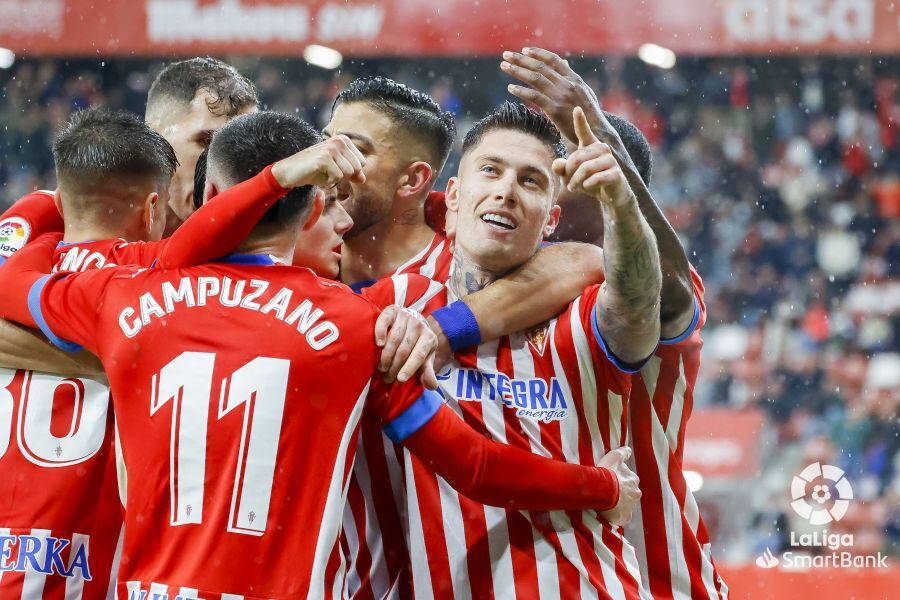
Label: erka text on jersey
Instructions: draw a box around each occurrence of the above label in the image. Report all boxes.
[437,367,570,423]
[118,275,340,349]
[0,532,92,581]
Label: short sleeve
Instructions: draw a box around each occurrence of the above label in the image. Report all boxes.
[362,274,442,312]
[361,277,397,309]
[365,377,442,444]
[659,264,707,347]
[0,192,63,263]
[579,284,654,375]
[29,268,125,354]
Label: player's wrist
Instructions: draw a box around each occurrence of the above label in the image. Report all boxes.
[431,301,482,352]
[597,466,620,511]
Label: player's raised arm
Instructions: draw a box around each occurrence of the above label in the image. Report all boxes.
[555,108,661,365]
[157,134,366,269]
[503,47,694,339]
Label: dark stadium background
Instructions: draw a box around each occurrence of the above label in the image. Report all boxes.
[0,0,897,596]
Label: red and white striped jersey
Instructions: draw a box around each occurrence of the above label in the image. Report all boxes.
[626,267,728,599]
[0,236,153,600]
[392,233,453,283]
[362,274,647,600]
[340,234,452,600]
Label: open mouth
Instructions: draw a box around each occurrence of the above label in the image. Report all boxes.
[480,212,517,231]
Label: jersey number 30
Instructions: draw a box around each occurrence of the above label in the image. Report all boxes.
[151,351,289,537]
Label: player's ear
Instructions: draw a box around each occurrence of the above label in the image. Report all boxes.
[543,204,561,238]
[445,177,461,212]
[396,161,433,201]
[143,192,159,236]
[302,191,325,231]
[204,181,217,205]
[53,189,64,218]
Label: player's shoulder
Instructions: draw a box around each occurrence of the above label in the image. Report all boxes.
[273,265,382,314]
[365,272,445,310]
[0,190,60,258]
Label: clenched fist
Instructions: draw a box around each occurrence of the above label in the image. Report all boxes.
[271,135,366,190]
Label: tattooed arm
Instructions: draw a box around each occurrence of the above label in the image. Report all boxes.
[503,47,693,339]
[556,109,661,364]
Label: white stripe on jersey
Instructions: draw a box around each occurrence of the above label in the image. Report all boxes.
[349,437,391,596]
[418,240,446,280]
[438,478,471,600]
[475,342,516,600]
[652,376,692,600]
[568,297,607,458]
[549,512,598,600]
[392,238,435,276]
[341,491,364,596]
[585,515,627,600]
[532,526,561,600]
[509,335,552,458]
[664,355,687,452]
[307,383,369,600]
[405,459,435,600]
[22,529,52,599]
[64,533,89,600]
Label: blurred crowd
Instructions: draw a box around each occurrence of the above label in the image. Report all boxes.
[1,54,897,562]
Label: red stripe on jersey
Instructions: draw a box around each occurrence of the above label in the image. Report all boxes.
[627,267,727,599]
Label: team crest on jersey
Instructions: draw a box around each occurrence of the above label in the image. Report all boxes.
[526,324,549,356]
[438,367,569,422]
[0,217,30,258]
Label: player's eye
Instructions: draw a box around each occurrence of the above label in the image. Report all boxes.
[480,165,497,175]
[522,176,542,188]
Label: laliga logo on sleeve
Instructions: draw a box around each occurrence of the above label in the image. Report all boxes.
[0,217,30,257]
[790,462,853,525]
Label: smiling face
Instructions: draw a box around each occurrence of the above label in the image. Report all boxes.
[292,195,354,278]
[448,128,561,274]
[323,102,407,239]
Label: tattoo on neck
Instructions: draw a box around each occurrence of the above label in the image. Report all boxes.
[450,251,495,298]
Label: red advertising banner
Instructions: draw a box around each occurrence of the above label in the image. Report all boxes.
[682,408,766,479]
[0,0,897,57]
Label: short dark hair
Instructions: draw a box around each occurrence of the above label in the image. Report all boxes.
[193,147,208,211]
[207,111,321,225]
[147,57,259,118]
[603,111,653,185]
[463,101,566,160]
[334,76,456,171]
[53,107,178,190]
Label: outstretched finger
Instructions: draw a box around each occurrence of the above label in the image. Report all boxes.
[573,107,599,148]
[522,47,576,77]
[500,60,556,94]
[507,84,550,107]
[502,51,566,85]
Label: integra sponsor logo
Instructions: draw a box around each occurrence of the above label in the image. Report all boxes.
[439,368,569,422]
[0,533,91,580]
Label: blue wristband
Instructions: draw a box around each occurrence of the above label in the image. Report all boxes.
[431,301,482,351]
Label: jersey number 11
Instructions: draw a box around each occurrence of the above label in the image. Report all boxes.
[151,351,289,537]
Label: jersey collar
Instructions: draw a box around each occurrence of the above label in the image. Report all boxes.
[215,253,281,266]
